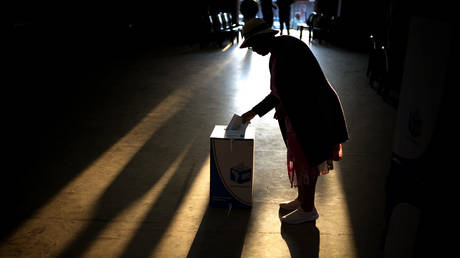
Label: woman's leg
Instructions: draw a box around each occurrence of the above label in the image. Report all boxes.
[280,170,319,223]
[298,170,319,212]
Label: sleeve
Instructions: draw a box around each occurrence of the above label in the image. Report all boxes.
[252,93,280,117]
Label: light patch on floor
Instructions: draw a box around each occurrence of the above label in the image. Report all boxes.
[150,156,210,257]
[79,142,195,257]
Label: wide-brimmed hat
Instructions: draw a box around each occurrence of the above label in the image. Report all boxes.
[240,18,278,48]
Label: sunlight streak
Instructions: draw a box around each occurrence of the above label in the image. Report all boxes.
[222,43,233,52]
[81,142,194,256]
[35,85,195,257]
[150,156,210,257]
[3,54,235,257]
[240,163,358,257]
[316,163,358,257]
[233,52,271,114]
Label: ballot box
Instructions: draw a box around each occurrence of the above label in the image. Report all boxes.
[210,125,255,208]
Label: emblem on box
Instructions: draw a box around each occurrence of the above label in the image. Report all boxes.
[230,164,252,184]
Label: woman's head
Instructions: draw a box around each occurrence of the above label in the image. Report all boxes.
[240,18,278,55]
[247,34,274,56]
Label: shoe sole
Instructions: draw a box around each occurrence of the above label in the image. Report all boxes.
[281,215,319,224]
[280,211,319,224]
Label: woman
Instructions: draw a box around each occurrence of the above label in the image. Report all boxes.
[240,19,349,224]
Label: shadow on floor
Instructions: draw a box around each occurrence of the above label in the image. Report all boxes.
[55,95,216,257]
[50,44,239,257]
[2,44,227,243]
[279,208,320,258]
[281,222,320,258]
[187,207,251,257]
[3,47,196,240]
[308,43,395,257]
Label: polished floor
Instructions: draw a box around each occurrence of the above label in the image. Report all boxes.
[1,32,396,257]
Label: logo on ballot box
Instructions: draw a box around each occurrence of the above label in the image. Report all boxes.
[230,164,252,184]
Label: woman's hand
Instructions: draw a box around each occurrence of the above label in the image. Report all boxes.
[242,110,257,123]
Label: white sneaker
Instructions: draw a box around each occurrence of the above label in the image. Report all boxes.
[279,199,301,211]
[280,207,319,224]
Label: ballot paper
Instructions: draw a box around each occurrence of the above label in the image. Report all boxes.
[225,114,249,138]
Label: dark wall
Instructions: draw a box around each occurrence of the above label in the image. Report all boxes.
[5,0,242,153]
[338,0,388,49]
[7,1,206,49]
[315,0,339,17]
[6,0,207,97]
[309,0,389,50]
[5,0,240,173]
[383,1,457,256]
[5,1,206,183]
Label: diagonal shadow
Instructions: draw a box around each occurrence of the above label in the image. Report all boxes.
[55,95,214,257]
[3,35,252,257]
[116,138,210,258]
[2,46,223,241]
[55,46,239,257]
[186,207,251,258]
[118,67,242,258]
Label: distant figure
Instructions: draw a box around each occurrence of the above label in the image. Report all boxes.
[240,0,259,23]
[260,0,276,28]
[239,19,349,224]
[276,0,293,35]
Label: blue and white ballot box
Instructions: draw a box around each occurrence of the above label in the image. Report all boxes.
[210,124,255,208]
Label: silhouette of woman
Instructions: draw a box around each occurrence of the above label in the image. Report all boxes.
[240,19,349,224]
